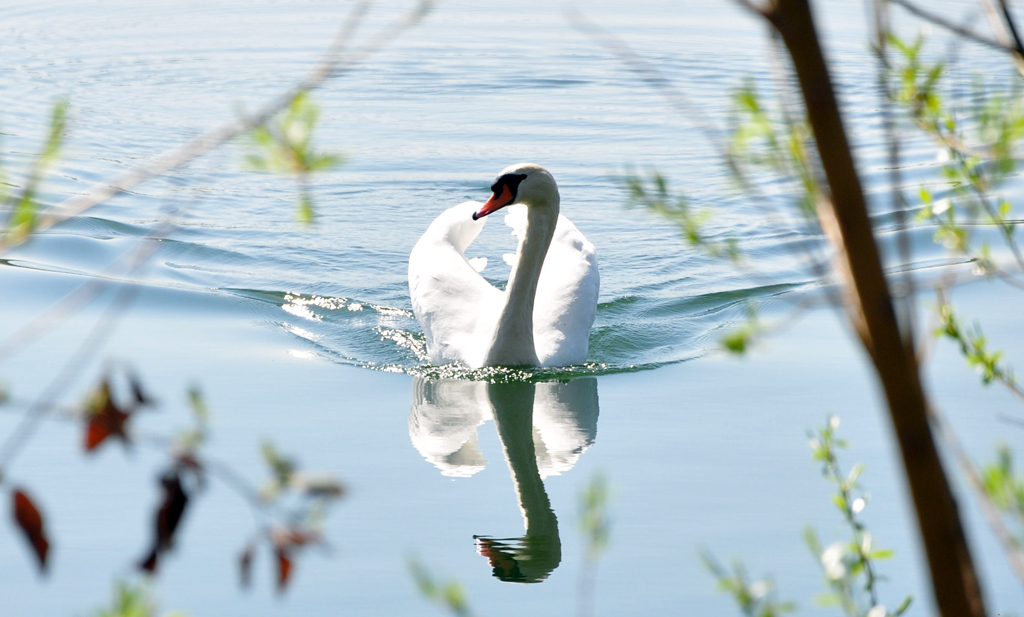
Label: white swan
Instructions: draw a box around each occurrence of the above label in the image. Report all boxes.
[408,163,599,367]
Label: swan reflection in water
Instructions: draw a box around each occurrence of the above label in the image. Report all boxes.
[409,377,599,583]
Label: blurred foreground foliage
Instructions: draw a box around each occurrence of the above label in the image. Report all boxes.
[92,581,187,617]
[244,92,343,224]
[408,557,475,617]
[620,13,1024,605]
[706,417,911,617]
[1,99,68,247]
[0,63,346,594]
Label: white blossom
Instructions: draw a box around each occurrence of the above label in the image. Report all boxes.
[821,542,847,580]
[867,604,887,617]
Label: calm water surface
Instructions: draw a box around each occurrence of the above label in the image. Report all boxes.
[1,0,1023,614]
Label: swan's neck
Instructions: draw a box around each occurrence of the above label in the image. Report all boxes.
[485,199,559,367]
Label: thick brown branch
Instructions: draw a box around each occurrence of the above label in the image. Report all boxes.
[757,1,986,615]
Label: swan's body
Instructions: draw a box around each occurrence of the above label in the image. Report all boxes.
[409,164,599,368]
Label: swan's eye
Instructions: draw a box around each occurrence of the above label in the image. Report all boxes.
[491,173,528,199]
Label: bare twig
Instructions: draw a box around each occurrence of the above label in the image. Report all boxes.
[0,214,177,365]
[734,0,770,16]
[570,7,838,295]
[565,9,730,162]
[0,252,153,470]
[921,122,996,162]
[872,0,919,345]
[999,0,1024,54]
[763,32,845,312]
[979,0,1024,74]
[891,0,1016,53]
[997,413,1024,428]
[0,396,82,421]
[0,0,432,256]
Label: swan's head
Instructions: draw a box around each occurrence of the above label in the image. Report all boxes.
[472,163,558,220]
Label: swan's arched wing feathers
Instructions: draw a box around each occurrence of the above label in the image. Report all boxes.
[409,202,502,367]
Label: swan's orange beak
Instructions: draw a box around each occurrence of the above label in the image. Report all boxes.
[472,184,514,220]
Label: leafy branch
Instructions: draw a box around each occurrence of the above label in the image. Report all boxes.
[92,580,187,617]
[1,371,346,592]
[979,444,1024,557]
[890,32,1024,277]
[577,472,612,617]
[706,416,911,617]
[701,553,795,617]
[933,299,1024,399]
[730,79,825,225]
[407,557,475,617]
[1,99,69,245]
[0,0,432,256]
[244,92,343,223]
[623,169,740,262]
[805,416,911,617]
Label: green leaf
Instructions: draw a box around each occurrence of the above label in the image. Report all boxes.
[261,440,296,486]
[803,526,821,555]
[846,463,864,485]
[42,98,69,163]
[297,192,315,225]
[722,329,750,354]
[243,92,343,223]
[919,186,932,204]
[187,387,209,425]
[308,153,344,172]
[813,592,842,607]
[243,154,269,172]
[894,594,913,616]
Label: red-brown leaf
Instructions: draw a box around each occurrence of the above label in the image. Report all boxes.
[276,547,293,593]
[12,488,49,572]
[139,549,158,573]
[83,381,130,452]
[137,470,190,574]
[154,473,188,549]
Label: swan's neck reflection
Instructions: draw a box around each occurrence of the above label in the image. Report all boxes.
[409,377,599,583]
[477,381,559,583]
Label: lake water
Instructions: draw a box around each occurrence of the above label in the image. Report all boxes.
[1,0,1023,614]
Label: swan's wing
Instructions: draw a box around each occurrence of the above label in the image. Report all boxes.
[504,206,599,366]
[409,201,503,367]
[532,377,599,478]
[409,378,493,477]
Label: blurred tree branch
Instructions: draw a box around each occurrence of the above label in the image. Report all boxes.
[738,0,987,615]
[889,0,1016,53]
[0,0,432,256]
